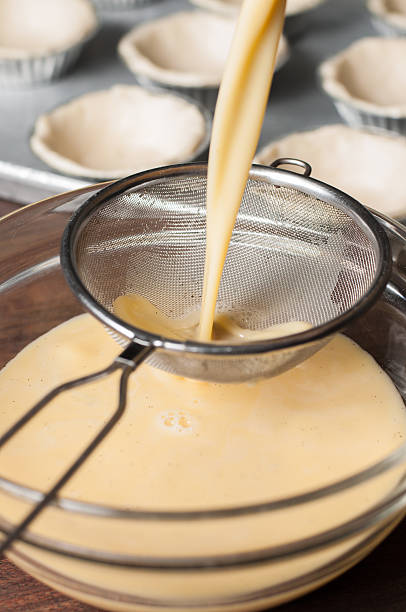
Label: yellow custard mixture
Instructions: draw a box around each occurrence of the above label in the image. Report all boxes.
[0,314,405,610]
[1,314,405,508]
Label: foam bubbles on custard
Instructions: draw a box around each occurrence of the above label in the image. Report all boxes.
[159,410,195,434]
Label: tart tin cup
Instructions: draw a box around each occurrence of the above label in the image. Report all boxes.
[128,52,289,111]
[91,0,162,10]
[188,0,239,17]
[133,73,220,112]
[331,100,406,136]
[367,0,406,37]
[255,123,406,219]
[318,39,406,137]
[30,86,212,181]
[0,22,98,88]
[119,14,290,112]
[370,15,406,37]
[188,0,327,41]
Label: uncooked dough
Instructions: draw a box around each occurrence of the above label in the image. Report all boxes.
[0,0,97,58]
[30,85,208,179]
[255,124,406,218]
[118,10,289,88]
[319,37,406,116]
[368,0,406,29]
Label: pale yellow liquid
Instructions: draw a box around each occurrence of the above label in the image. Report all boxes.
[114,294,310,341]
[115,0,288,343]
[199,0,286,340]
[1,315,406,610]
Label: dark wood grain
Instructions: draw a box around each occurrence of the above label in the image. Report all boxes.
[0,199,21,216]
[0,558,98,611]
[0,199,99,609]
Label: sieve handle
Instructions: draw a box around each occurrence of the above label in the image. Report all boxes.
[0,343,154,556]
[270,158,312,177]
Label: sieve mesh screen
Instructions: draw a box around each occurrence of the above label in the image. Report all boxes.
[75,173,377,333]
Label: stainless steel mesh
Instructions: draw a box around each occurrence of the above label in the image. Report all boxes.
[64,164,389,382]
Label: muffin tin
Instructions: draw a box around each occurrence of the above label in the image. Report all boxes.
[0,0,403,210]
[188,0,328,40]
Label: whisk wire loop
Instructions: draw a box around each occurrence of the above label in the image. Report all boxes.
[0,344,152,555]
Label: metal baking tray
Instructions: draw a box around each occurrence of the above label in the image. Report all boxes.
[0,0,375,204]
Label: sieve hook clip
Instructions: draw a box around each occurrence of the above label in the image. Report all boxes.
[270,158,312,178]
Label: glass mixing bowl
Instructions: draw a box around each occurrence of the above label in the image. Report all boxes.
[1,183,406,612]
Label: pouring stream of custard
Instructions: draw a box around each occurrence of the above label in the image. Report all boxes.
[115,0,288,343]
[198,0,286,340]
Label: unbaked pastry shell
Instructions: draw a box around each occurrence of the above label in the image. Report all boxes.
[319,37,406,135]
[255,124,406,218]
[319,37,406,116]
[92,0,162,9]
[118,10,289,90]
[30,85,211,180]
[0,0,98,86]
[367,0,406,35]
[188,0,326,17]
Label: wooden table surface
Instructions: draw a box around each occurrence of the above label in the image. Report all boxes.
[0,198,98,611]
[1,198,406,612]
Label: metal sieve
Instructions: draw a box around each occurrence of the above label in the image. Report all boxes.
[63,159,390,382]
[0,159,391,556]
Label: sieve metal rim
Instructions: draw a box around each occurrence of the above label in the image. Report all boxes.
[61,162,391,356]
